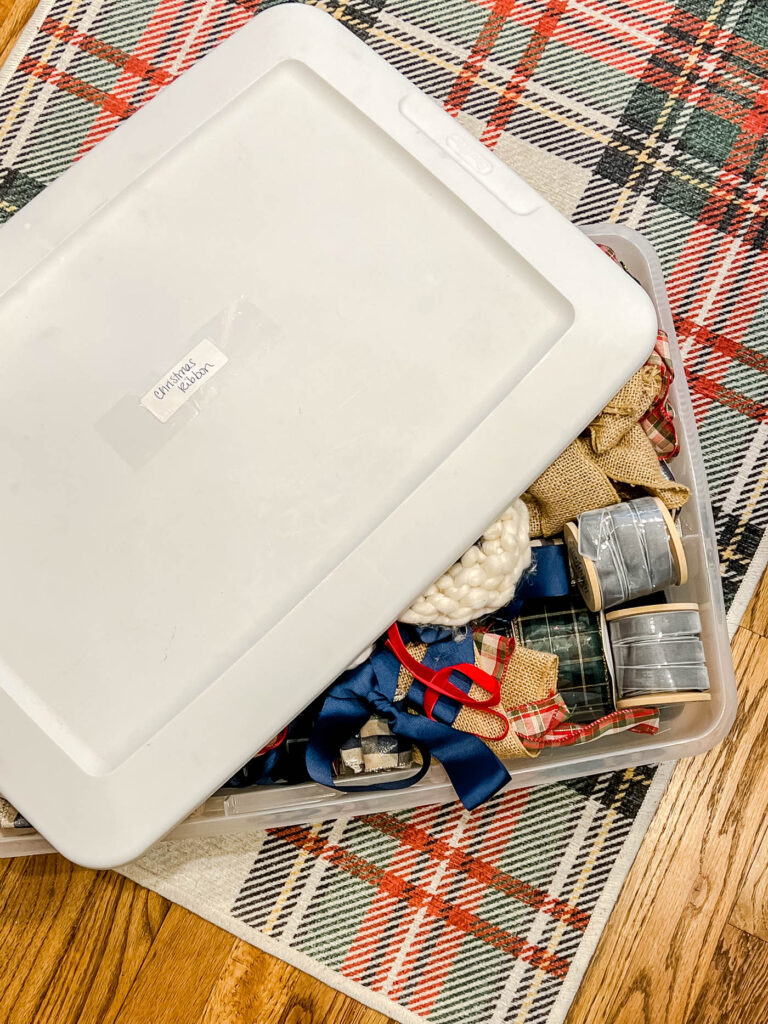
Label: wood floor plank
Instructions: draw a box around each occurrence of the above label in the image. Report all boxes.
[0,855,170,1024]
[725,567,768,941]
[565,626,768,1024]
[111,905,236,1024]
[28,868,169,1024]
[197,940,393,1024]
[0,0,39,67]
[685,924,768,1024]
[729,831,768,941]
[741,562,768,638]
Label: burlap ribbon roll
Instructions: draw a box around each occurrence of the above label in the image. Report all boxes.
[593,424,689,507]
[454,635,559,759]
[523,316,689,539]
[524,414,689,539]
[523,439,620,537]
[589,363,663,454]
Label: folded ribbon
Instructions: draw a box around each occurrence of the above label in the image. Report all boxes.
[305,629,511,810]
[255,727,288,756]
[385,625,510,740]
[640,329,678,460]
[506,691,659,748]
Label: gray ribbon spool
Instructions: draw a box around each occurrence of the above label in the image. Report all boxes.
[564,496,687,613]
[606,603,711,708]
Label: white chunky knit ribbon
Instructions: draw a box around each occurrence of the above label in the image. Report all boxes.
[399,498,531,627]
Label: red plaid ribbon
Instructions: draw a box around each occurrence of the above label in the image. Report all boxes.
[508,693,659,749]
[596,244,679,461]
[640,329,679,460]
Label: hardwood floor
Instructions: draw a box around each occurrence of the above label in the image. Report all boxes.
[568,617,768,1024]
[0,0,38,68]
[1,3,767,1021]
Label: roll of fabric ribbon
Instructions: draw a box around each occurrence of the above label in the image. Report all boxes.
[512,595,614,723]
[398,499,531,627]
[564,496,687,612]
[338,717,416,777]
[606,602,711,708]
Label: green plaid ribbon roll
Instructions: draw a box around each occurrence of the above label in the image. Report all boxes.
[512,596,613,723]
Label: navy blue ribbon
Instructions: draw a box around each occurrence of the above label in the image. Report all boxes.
[225,745,283,788]
[305,632,510,810]
[519,543,571,600]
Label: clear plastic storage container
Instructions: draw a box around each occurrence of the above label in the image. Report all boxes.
[0,224,737,860]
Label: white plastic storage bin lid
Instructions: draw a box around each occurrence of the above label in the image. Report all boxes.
[0,5,657,867]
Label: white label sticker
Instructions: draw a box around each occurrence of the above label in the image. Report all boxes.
[140,339,228,423]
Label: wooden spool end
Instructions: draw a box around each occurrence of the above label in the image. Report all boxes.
[563,520,602,612]
[652,497,688,587]
[617,691,711,709]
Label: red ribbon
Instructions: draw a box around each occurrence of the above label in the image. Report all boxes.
[520,706,659,748]
[385,624,510,742]
[255,726,288,757]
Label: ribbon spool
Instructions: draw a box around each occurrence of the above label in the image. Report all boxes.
[564,496,687,613]
[606,602,710,708]
[512,596,614,723]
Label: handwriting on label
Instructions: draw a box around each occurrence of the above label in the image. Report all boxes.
[140,338,228,423]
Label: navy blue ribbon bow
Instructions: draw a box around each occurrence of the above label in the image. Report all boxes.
[305,629,510,810]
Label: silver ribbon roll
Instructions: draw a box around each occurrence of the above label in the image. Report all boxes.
[578,497,677,610]
[608,607,709,699]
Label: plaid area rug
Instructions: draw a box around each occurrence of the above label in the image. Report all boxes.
[1,1,766,1022]
[122,770,669,1024]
